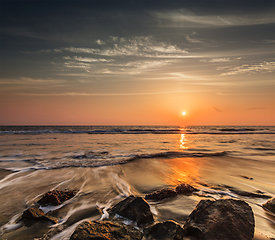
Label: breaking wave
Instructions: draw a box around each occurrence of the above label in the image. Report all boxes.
[1,151,228,172]
[1,126,274,135]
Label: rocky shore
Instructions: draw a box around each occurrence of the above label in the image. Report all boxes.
[15,183,275,240]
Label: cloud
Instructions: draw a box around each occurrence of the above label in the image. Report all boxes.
[22,49,62,54]
[17,90,197,97]
[263,40,275,44]
[63,56,114,63]
[62,36,188,58]
[213,107,222,112]
[200,58,232,63]
[96,39,105,45]
[219,61,275,76]
[20,77,65,84]
[152,10,275,28]
[186,36,201,43]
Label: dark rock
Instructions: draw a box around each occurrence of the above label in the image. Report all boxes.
[144,220,184,240]
[70,220,143,240]
[231,189,271,199]
[240,175,253,180]
[21,207,58,226]
[145,188,177,201]
[37,190,77,206]
[175,183,198,195]
[263,197,275,213]
[145,183,197,201]
[109,195,154,226]
[183,199,255,240]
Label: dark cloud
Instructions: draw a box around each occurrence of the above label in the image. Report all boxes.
[213,107,222,112]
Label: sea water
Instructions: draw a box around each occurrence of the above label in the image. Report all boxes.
[0,126,274,239]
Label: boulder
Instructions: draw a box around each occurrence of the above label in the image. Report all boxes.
[175,183,198,195]
[144,220,184,240]
[70,220,143,240]
[37,189,77,206]
[145,183,197,201]
[182,199,255,240]
[262,197,275,213]
[109,196,154,226]
[145,188,177,201]
[21,207,58,226]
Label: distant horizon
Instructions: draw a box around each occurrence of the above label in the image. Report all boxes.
[1,124,274,127]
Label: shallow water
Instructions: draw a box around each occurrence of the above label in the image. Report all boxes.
[0,126,274,239]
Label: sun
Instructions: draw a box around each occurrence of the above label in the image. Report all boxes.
[182,111,186,116]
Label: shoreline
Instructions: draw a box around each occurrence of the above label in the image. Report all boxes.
[0,155,274,239]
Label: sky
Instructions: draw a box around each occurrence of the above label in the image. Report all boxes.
[0,0,275,126]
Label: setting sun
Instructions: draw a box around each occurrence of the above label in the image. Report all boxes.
[182,112,186,116]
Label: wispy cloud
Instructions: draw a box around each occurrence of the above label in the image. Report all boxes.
[17,90,197,97]
[153,10,275,28]
[63,56,114,63]
[186,36,201,43]
[219,61,275,76]
[22,49,62,54]
[213,107,222,112]
[96,39,105,45]
[62,37,189,58]
[20,77,65,84]
[200,57,242,63]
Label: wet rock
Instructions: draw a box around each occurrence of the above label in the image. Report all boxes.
[144,220,184,240]
[240,175,253,180]
[183,199,255,240]
[231,189,271,199]
[70,220,143,240]
[21,207,58,226]
[145,183,197,201]
[263,197,275,213]
[109,195,154,226]
[37,189,77,206]
[175,183,198,194]
[145,188,177,201]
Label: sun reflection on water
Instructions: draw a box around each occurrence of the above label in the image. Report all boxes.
[161,157,201,186]
[160,134,201,186]
[180,134,188,149]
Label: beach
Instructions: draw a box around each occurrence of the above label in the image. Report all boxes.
[0,126,274,239]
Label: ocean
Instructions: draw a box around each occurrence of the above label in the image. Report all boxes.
[0,126,274,239]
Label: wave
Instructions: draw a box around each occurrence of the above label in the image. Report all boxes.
[1,125,275,135]
[1,151,228,171]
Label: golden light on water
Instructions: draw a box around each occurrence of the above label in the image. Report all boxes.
[161,158,200,186]
[180,134,188,150]
[160,134,200,186]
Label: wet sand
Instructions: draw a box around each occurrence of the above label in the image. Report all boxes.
[0,156,274,239]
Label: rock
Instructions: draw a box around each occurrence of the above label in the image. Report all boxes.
[183,199,255,240]
[145,183,197,201]
[37,189,77,206]
[240,175,253,180]
[175,183,197,195]
[263,197,275,213]
[231,189,271,199]
[144,220,185,240]
[145,188,177,201]
[70,220,143,240]
[21,207,58,226]
[109,195,154,226]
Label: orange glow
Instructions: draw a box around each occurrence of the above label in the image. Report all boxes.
[180,134,188,150]
[182,111,186,115]
[161,157,201,186]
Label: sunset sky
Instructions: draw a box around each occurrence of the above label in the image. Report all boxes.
[1,0,274,125]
